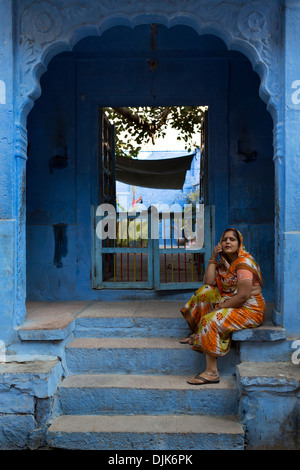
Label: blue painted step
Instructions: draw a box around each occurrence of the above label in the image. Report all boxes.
[75,315,189,338]
[58,373,238,416]
[74,300,189,338]
[48,300,244,450]
[65,337,239,375]
[47,414,244,450]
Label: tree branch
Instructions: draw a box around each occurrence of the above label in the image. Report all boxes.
[112,107,156,135]
[156,107,172,129]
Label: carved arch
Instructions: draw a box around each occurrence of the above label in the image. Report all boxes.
[17,4,281,126]
[14,2,282,326]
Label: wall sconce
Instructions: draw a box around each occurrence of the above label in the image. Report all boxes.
[49,145,68,174]
[148,59,158,72]
[53,223,68,268]
[237,139,257,162]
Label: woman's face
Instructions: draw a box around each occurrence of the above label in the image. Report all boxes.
[221,230,239,257]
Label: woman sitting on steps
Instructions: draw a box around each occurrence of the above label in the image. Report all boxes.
[180,227,265,385]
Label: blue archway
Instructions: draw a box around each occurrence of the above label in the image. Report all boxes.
[25,23,275,308]
[12,3,284,334]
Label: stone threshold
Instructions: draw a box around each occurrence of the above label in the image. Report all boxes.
[17,301,93,341]
[17,300,284,342]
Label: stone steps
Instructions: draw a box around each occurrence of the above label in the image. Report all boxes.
[47,414,244,450]
[74,300,189,338]
[58,373,238,416]
[65,337,239,375]
[75,314,188,338]
[47,300,244,450]
[9,301,297,449]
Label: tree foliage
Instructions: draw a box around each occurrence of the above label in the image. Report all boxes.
[104,106,207,158]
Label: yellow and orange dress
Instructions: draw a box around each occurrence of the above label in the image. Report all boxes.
[180,229,265,357]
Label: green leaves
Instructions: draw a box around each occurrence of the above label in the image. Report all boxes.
[104,106,207,158]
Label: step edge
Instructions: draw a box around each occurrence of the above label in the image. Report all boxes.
[59,373,237,390]
[66,337,196,349]
[48,414,244,435]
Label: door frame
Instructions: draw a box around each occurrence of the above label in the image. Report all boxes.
[91,107,214,290]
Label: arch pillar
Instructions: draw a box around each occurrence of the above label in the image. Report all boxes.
[0,0,19,346]
[278,0,300,335]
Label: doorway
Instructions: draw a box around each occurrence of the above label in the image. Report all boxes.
[92,107,214,289]
[26,24,274,301]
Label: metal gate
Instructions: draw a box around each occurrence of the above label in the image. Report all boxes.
[153,205,214,289]
[92,205,214,290]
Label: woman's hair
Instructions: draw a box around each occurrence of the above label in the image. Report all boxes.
[222,228,241,247]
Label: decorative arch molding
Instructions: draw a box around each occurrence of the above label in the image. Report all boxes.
[10,0,284,329]
[16,0,282,126]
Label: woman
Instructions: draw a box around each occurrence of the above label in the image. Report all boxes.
[180,228,265,385]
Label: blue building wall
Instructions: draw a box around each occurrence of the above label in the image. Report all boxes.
[0,0,299,451]
[25,27,274,302]
[0,0,299,341]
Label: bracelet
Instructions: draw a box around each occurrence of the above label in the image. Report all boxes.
[209,258,218,265]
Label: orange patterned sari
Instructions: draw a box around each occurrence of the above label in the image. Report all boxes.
[180,229,265,357]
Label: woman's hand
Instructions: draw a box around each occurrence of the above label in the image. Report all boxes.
[215,280,252,309]
[204,243,222,286]
[214,296,227,309]
[211,243,222,260]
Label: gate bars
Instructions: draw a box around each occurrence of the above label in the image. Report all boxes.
[91,205,215,289]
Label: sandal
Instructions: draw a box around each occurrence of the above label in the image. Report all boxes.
[187,371,220,385]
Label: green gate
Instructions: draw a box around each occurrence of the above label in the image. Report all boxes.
[92,205,214,289]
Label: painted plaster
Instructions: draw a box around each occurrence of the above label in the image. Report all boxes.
[0,0,297,336]
[0,0,299,450]
[25,26,274,304]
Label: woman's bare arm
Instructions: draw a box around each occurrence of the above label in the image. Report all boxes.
[217,279,252,309]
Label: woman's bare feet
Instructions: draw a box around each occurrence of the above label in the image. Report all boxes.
[180,334,196,344]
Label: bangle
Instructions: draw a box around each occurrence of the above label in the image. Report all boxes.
[209,259,218,265]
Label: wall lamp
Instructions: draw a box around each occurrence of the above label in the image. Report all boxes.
[49,145,68,174]
[237,139,257,162]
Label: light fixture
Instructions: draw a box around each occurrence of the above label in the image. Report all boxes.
[237,139,257,162]
[49,145,68,174]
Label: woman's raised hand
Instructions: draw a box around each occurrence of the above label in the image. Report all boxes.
[212,243,222,259]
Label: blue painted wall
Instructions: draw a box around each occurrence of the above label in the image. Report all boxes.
[0,3,299,451]
[26,26,274,301]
